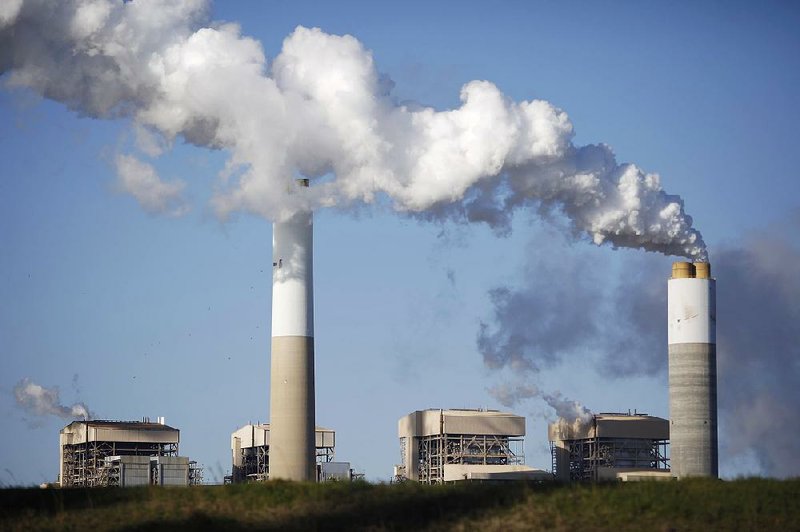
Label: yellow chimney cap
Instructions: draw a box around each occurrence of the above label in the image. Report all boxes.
[671,262,695,279]
[671,261,712,279]
[694,262,711,279]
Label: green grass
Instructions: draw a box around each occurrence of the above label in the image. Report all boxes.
[1,478,797,531]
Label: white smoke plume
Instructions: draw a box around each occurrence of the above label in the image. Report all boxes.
[541,391,593,425]
[115,154,189,216]
[13,378,93,420]
[0,0,705,258]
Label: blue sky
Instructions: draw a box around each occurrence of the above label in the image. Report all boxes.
[2,0,799,485]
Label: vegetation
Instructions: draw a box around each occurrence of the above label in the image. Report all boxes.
[1,478,797,531]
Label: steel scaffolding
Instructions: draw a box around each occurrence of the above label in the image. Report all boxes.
[61,439,177,487]
[230,424,336,483]
[231,440,334,482]
[417,434,524,484]
[551,436,669,482]
[59,420,189,487]
[548,413,671,482]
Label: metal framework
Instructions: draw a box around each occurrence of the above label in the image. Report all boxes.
[61,439,178,487]
[550,436,669,482]
[231,442,334,483]
[58,420,199,487]
[548,413,671,482]
[416,434,524,484]
[230,424,336,483]
[188,461,203,485]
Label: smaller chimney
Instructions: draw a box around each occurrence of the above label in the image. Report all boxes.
[667,260,718,478]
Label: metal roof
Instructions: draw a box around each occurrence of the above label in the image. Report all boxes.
[548,414,669,441]
[231,423,335,449]
[399,409,526,438]
[63,420,179,431]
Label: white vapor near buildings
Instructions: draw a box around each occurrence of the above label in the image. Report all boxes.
[13,378,92,421]
[488,382,592,425]
[0,0,705,258]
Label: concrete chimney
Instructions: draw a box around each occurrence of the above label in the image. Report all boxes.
[667,261,718,478]
[269,179,316,481]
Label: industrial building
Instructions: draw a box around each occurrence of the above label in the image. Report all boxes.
[668,261,718,478]
[52,251,717,487]
[230,423,352,482]
[59,418,201,487]
[397,409,550,483]
[548,413,671,482]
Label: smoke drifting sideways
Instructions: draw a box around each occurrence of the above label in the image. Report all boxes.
[0,0,705,259]
[488,382,592,425]
[115,154,189,216]
[480,216,800,478]
[480,224,622,425]
[13,378,93,422]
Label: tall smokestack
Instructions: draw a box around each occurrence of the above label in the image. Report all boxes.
[269,179,316,481]
[668,261,718,478]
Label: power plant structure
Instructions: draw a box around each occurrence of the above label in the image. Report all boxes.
[397,409,550,483]
[230,423,352,482]
[49,252,721,486]
[58,418,201,487]
[548,413,671,482]
[668,261,718,478]
[269,179,316,481]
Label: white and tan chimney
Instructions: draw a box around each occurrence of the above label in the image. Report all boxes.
[668,261,718,478]
[269,179,316,481]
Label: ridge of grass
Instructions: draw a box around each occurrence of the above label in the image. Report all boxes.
[1,478,797,531]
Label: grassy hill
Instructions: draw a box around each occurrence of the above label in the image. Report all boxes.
[1,478,797,531]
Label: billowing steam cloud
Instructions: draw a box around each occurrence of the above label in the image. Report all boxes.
[13,378,93,420]
[480,216,800,478]
[0,0,704,258]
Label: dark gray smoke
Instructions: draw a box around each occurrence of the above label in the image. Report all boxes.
[13,378,93,421]
[479,215,800,478]
[713,222,800,478]
[478,224,669,375]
